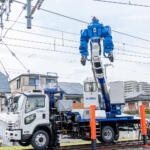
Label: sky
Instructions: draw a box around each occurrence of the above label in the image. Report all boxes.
[0,0,150,83]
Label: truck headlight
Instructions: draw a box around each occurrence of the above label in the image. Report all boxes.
[25,114,36,125]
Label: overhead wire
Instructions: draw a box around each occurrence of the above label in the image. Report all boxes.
[94,0,150,8]
[115,48,150,56]
[0,42,79,55]
[5,19,150,51]
[5,37,78,49]
[4,27,150,54]
[3,4,26,38]
[13,0,150,43]
[1,0,150,75]
[1,41,30,72]
[114,41,150,51]
[4,27,79,43]
[7,19,80,36]
[114,51,150,59]
[4,36,150,57]
[0,3,29,74]
[1,41,150,63]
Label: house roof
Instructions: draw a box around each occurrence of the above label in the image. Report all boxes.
[0,72,10,93]
[125,92,150,102]
[58,82,83,97]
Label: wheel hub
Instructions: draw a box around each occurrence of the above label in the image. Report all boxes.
[104,128,112,140]
[35,134,46,147]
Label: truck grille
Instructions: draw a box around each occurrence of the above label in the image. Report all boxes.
[7,122,15,129]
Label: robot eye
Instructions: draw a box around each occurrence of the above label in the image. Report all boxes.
[93,28,97,33]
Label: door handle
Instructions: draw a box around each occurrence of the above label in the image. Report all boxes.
[42,113,46,119]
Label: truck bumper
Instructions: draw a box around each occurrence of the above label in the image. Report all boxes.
[6,129,21,141]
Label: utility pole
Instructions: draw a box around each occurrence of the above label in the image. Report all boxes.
[0,0,13,29]
[26,0,32,29]
[26,0,45,29]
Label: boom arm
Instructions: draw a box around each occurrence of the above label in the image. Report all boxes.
[91,40,111,112]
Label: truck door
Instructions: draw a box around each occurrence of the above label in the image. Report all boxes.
[22,95,49,135]
[84,81,99,108]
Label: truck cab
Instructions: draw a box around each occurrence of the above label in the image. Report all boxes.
[6,90,63,150]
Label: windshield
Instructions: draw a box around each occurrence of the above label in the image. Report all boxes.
[13,95,25,113]
[25,96,45,113]
[84,82,97,92]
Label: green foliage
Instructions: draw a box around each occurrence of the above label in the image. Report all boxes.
[124,111,134,115]
[145,108,150,114]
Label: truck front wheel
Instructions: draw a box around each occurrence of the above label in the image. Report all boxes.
[31,130,49,150]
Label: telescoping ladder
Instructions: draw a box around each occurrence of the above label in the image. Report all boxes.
[90,38,111,112]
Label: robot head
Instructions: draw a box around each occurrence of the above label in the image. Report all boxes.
[92,16,99,23]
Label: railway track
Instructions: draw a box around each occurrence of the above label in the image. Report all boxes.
[23,140,149,150]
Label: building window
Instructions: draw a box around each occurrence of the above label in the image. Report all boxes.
[46,79,55,84]
[29,76,39,86]
[17,79,20,89]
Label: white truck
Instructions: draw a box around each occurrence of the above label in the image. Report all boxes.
[5,79,140,150]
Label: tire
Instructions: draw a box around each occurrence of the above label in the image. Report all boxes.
[19,140,30,146]
[114,134,119,141]
[31,130,49,150]
[97,137,104,143]
[48,128,55,148]
[101,126,114,143]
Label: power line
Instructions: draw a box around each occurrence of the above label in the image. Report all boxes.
[3,4,26,38]
[7,19,150,49]
[7,19,80,36]
[13,0,150,43]
[5,27,79,43]
[1,40,30,72]
[4,34,150,58]
[5,19,150,51]
[14,0,89,24]
[1,41,150,62]
[115,58,150,65]
[5,26,150,53]
[0,42,80,55]
[1,42,150,69]
[4,36,78,49]
[115,48,150,57]
[5,36,150,57]
[112,30,150,43]
[114,41,150,51]
[94,0,150,8]
[114,51,150,59]
[2,36,150,58]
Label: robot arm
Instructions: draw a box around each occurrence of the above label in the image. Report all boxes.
[102,26,114,62]
[79,29,89,65]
